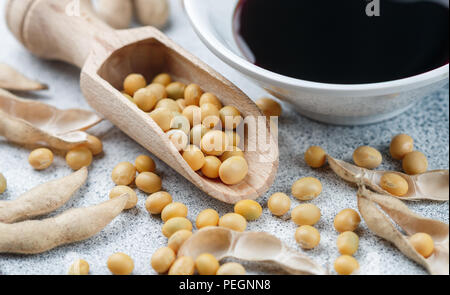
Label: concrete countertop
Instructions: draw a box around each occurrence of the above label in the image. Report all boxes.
[0,0,448,275]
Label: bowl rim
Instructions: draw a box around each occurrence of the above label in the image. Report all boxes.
[183,0,449,96]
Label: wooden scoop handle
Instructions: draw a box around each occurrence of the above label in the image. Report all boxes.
[6,0,113,68]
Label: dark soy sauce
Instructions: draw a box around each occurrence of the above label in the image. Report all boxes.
[234,0,449,84]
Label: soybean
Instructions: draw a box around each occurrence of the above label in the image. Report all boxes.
[156,98,182,113]
[151,247,176,273]
[168,256,195,275]
[291,177,322,201]
[195,253,220,275]
[201,156,222,179]
[135,172,162,194]
[183,105,202,127]
[291,204,321,226]
[234,200,262,221]
[380,173,409,196]
[167,130,189,151]
[196,209,220,229]
[135,155,156,173]
[201,130,228,156]
[68,259,90,275]
[220,147,244,162]
[255,97,282,118]
[107,252,134,275]
[84,135,103,156]
[304,146,327,168]
[150,108,174,131]
[153,73,172,86]
[390,134,414,160]
[267,192,291,216]
[219,156,248,185]
[216,262,246,275]
[166,82,186,99]
[201,103,221,129]
[184,84,204,106]
[134,87,157,112]
[353,146,382,169]
[66,147,92,171]
[161,202,188,222]
[111,162,136,186]
[336,231,359,255]
[168,230,193,253]
[334,255,359,275]
[219,106,242,130]
[409,232,434,258]
[199,93,222,110]
[219,213,247,232]
[182,145,205,171]
[162,217,193,238]
[145,191,173,214]
[170,115,191,135]
[29,148,54,170]
[295,225,321,249]
[123,73,146,96]
[402,151,428,175]
[146,83,167,101]
[334,209,361,233]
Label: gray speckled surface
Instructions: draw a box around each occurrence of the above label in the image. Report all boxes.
[0,0,448,275]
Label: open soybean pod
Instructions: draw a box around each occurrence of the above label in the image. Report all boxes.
[327,155,449,201]
[0,89,102,150]
[178,227,327,275]
[357,187,449,275]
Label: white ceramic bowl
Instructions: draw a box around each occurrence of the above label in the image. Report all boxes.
[183,0,449,125]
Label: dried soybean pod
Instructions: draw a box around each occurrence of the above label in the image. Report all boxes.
[97,0,133,29]
[0,89,102,150]
[0,168,88,224]
[0,195,128,254]
[178,227,327,275]
[327,155,449,201]
[0,63,47,91]
[357,187,449,275]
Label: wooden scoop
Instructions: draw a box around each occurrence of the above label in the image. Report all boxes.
[5,0,278,204]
